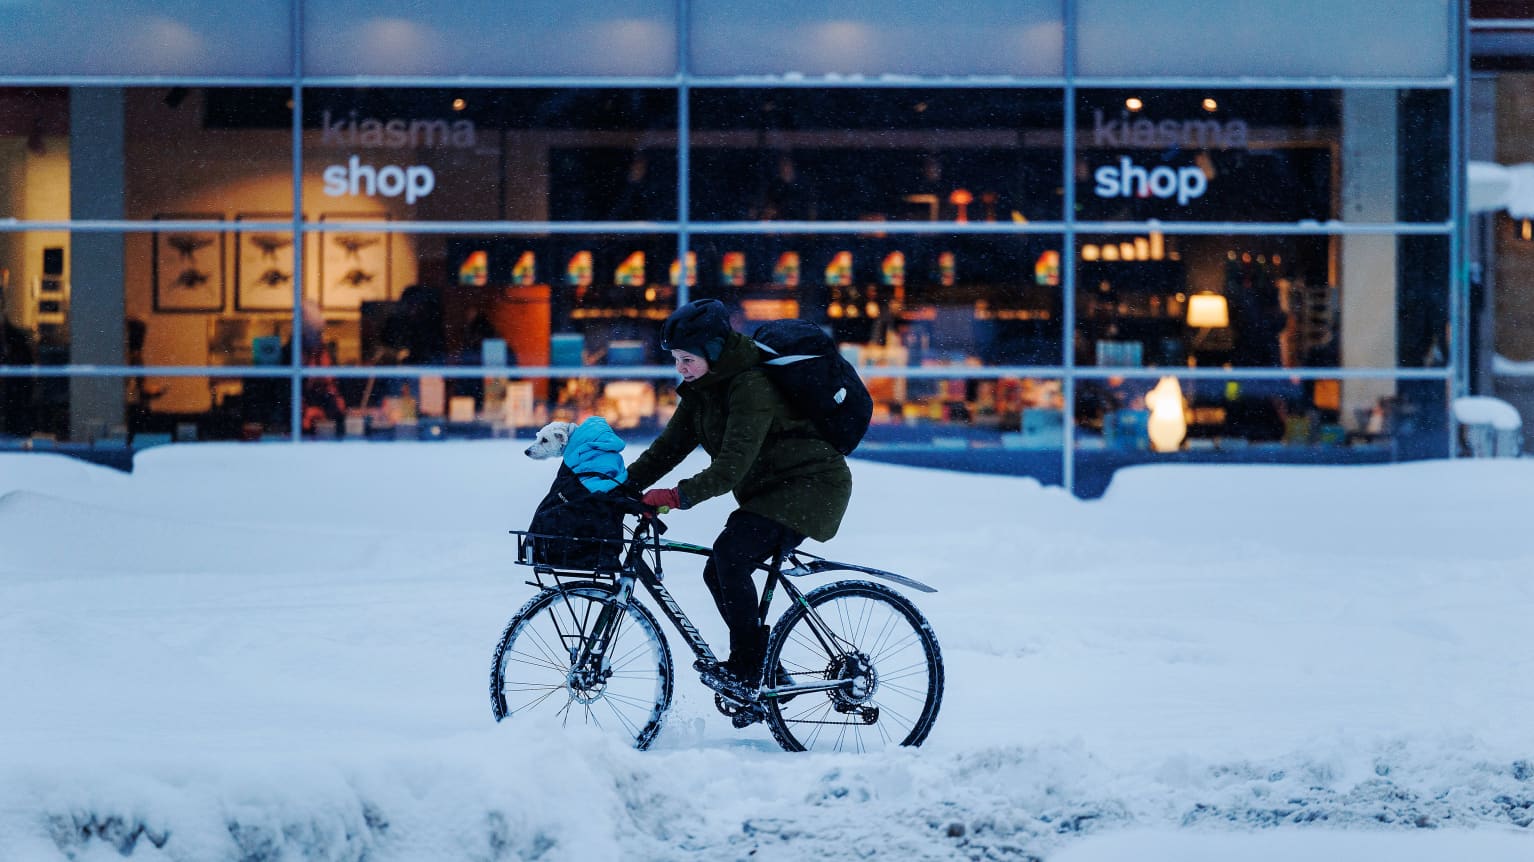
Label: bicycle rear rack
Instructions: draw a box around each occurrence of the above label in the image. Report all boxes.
[508,529,631,586]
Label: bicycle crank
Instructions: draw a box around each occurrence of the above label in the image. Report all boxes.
[715,693,767,728]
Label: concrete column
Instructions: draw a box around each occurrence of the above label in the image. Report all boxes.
[68,87,126,441]
[1339,90,1397,429]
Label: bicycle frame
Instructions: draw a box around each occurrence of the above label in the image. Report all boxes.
[571,519,877,701]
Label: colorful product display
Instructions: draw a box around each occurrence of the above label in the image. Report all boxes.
[566,250,593,287]
[669,251,697,287]
[616,251,646,286]
[457,250,488,286]
[824,251,853,287]
[773,252,801,287]
[881,251,906,288]
[1034,250,1060,287]
[512,251,536,286]
[722,251,746,287]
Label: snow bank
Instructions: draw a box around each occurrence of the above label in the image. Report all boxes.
[0,443,1530,859]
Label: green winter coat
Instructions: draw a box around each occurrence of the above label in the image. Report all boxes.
[626,331,852,542]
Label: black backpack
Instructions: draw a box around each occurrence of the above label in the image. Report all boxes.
[752,319,874,455]
[526,463,638,570]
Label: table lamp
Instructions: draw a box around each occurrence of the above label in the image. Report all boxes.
[1185,292,1229,362]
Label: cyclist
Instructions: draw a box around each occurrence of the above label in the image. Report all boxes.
[624,299,852,699]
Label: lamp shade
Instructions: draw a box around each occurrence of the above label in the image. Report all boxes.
[1186,292,1229,328]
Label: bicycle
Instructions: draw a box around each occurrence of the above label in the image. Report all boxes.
[489,509,944,752]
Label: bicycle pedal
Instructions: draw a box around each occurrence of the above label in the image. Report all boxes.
[730,706,765,729]
[699,667,758,703]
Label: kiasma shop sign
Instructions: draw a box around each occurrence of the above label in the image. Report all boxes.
[1088,110,1249,208]
[318,110,478,204]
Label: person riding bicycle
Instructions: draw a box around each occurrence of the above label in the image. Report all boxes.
[624,299,853,699]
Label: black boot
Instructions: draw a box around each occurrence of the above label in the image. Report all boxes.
[725,624,770,685]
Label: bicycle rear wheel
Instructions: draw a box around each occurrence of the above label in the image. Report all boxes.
[762,580,943,753]
[490,582,673,750]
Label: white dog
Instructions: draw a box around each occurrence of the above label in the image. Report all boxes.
[524,420,577,460]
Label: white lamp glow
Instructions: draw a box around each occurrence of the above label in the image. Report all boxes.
[1185,293,1229,328]
[1145,375,1188,453]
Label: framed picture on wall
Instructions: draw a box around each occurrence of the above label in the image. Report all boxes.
[318,212,391,310]
[235,212,302,312]
[152,213,225,313]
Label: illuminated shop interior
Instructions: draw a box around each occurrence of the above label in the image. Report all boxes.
[0,1,1466,496]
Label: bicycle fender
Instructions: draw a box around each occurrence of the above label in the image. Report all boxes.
[782,558,937,593]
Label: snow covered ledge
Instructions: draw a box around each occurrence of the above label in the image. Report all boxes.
[1450,396,1523,458]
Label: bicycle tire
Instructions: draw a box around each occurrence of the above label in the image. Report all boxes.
[761,579,943,753]
[490,581,673,750]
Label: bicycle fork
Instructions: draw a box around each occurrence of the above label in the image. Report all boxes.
[565,576,639,685]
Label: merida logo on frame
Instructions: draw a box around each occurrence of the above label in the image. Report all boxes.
[1091,109,1248,150]
[319,110,477,149]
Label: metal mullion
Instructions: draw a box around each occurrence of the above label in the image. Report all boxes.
[1073,367,1454,382]
[297,76,681,89]
[1062,0,1079,495]
[289,0,304,442]
[1074,76,1455,90]
[290,221,682,235]
[1071,222,1454,236]
[0,364,1454,381]
[683,77,1068,89]
[0,75,295,87]
[1451,0,1470,411]
[677,0,691,306]
[684,221,1069,236]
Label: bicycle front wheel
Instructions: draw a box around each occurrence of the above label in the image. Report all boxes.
[762,580,943,753]
[490,582,673,750]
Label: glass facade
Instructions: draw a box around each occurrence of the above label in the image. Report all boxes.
[0,1,1463,496]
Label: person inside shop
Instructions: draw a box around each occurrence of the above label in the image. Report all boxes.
[622,299,853,700]
[1,285,36,438]
[124,318,164,440]
[241,302,346,435]
[382,283,447,367]
[450,309,515,408]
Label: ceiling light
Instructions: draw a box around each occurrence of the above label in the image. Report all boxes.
[1202,98,1218,112]
[1125,97,1143,112]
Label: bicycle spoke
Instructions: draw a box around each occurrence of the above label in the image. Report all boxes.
[506,646,570,675]
[763,583,942,753]
[493,585,671,750]
[602,694,642,738]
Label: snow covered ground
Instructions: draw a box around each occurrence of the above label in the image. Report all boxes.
[1,441,1531,861]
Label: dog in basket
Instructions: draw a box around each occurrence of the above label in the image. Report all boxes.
[524,418,637,570]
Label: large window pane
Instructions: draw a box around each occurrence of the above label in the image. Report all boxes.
[1071,374,1450,498]
[1075,89,1449,223]
[691,89,1064,223]
[305,1,676,77]
[0,87,296,224]
[302,88,677,222]
[1076,0,1450,79]
[690,0,1063,77]
[1073,232,1449,372]
[0,89,69,222]
[0,1,291,76]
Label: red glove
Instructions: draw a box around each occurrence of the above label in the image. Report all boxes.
[642,488,683,512]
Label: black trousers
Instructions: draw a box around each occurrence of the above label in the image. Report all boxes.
[703,509,804,668]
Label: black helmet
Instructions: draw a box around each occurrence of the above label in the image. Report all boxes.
[660,299,731,361]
